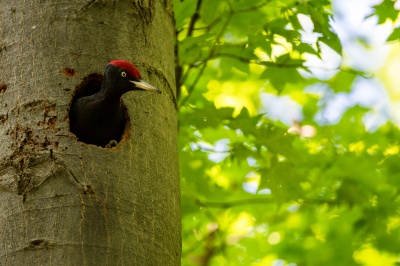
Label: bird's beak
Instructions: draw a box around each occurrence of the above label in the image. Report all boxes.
[130,79,162,94]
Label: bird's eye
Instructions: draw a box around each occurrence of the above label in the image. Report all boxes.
[121,71,126,77]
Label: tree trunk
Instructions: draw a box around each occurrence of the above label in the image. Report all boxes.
[0,1,180,265]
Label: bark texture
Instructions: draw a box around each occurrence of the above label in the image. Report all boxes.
[0,0,180,265]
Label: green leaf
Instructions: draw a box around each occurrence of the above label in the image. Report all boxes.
[372,0,399,24]
[261,66,302,91]
[387,27,400,41]
[327,71,356,92]
[174,0,198,29]
[227,107,263,136]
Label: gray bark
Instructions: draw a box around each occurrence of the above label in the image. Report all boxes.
[0,0,180,265]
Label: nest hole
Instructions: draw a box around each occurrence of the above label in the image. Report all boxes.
[68,73,130,148]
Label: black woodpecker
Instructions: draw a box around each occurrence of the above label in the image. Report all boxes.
[69,60,161,147]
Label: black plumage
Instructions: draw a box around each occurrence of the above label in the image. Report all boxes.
[69,60,161,147]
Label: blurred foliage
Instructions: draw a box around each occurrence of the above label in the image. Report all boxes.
[174,0,400,265]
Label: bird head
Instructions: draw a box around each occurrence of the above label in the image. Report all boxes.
[104,60,161,95]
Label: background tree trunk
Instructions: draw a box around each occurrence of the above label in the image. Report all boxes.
[0,1,180,265]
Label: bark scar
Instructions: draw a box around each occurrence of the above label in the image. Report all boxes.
[26,239,49,249]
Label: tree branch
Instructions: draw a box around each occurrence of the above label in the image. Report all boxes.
[197,198,275,208]
[187,0,203,37]
[213,52,305,68]
[232,2,271,13]
[197,197,338,208]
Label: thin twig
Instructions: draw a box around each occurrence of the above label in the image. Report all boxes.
[232,1,271,13]
[197,197,338,208]
[176,0,204,99]
[187,0,203,37]
[213,52,305,68]
[197,198,275,208]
